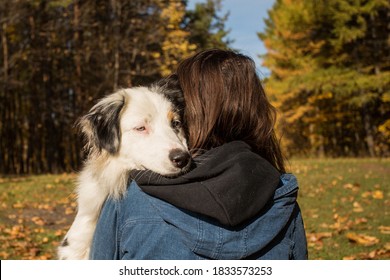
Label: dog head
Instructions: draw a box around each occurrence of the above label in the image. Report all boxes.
[78,76,190,176]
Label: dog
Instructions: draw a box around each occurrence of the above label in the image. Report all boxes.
[58,76,191,259]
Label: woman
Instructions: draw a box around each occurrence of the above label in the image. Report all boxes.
[90,49,308,259]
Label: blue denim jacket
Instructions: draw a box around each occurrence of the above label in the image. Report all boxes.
[90,173,308,260]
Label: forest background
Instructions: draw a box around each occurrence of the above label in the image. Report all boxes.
[0,0,389,260]
[1,0,389,174]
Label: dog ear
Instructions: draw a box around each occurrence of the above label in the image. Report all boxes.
[152,74,185,111]
[78,92,126,155]
[151,74,188,137]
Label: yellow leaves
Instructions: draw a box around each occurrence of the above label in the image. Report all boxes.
[343,246,390,260]
[37,203,55,211]
[151,52,160,59]
[378,226,390,235]
[352,201,364,213]
[361,190,384,199]
[65,207,75,215]
[0,174,76,260]
[372,190,384,199]
[343,183,360,192]
[1,210,67,260]
[160,1,185,24]
[284,104,313,123]
[291,158,389,259]
[159,0,196,76]
[31,216,46,226]
[307,232,332,250]
[381,93,390,102]
[308,92,333,103]
[54,229,67,237]
[329,214,352,233]
[12,202,25,209]
[345,232,380,246]
[5,225,26,238]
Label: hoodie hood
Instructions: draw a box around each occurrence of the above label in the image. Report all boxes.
[131,141,281,226]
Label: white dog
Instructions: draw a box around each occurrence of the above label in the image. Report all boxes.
[58,77,190,259]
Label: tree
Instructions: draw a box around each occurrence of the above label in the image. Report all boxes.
[184,0,232,50]
[0,0,233,174]
[159,0,197,76]
[259,0,390,157]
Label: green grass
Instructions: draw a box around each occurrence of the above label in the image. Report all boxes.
[289,158,390,259]
[0,158,389,259]
[0,174,76,259]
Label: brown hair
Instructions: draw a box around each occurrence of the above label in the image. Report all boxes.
[176,49,285,173]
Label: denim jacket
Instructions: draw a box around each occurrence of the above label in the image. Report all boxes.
[90,173,308,260]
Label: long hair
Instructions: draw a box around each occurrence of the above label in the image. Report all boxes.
[176,49,286,173]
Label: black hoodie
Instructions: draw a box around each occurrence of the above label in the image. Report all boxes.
[130,141,281,227]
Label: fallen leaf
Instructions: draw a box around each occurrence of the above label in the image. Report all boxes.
[361,190,384,199]
[307,232,332,250]
[354,217,368,225]
[361,191,371,198]
[372,190,384,199]
[353,201,364,212]
[343,183,360,192]
[308,232,333,241]
[65,207,74,215]
[31,216,46,226]
[12,202,25,209]
[379,226,390,234]
[346,232,379,246]
[329,214,352,232]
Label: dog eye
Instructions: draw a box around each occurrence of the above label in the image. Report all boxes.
[134,126,146,132]
[171,120,182,129]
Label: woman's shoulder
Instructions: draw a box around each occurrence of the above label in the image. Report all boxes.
[273,173,299,199]
[113,181,165,224]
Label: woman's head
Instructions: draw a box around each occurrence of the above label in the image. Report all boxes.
[175,49,285,173]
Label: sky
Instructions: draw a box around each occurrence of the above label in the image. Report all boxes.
[188,0,275,78]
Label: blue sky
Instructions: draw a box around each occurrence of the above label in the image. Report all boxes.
[188,0,275,77]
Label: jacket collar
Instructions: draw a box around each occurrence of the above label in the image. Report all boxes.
[131,141,281,226]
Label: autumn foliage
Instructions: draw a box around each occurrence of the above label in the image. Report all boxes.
[1,159,389,260]
[0,0,389,261]
[0,0,230,175]
[260,0,390,157]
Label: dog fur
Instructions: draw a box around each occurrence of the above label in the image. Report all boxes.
[58,78,190,259]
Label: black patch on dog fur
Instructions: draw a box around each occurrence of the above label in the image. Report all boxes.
[151,74,187,134]
[85,95,126,155]
[152,74,184,113]
[61,238,69,247]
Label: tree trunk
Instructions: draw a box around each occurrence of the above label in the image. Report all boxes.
[363,111,376,157]
[2,22,9,81]
[111,0,121,91]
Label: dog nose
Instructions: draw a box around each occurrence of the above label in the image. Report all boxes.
[169,149,190,169]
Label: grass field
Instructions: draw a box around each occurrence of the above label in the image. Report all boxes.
[0,158,389,260]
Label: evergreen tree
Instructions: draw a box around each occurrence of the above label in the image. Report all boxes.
[259,0,390,157]
[184,0,232,50]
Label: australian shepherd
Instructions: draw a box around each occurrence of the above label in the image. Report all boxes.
[58,76,191,259]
